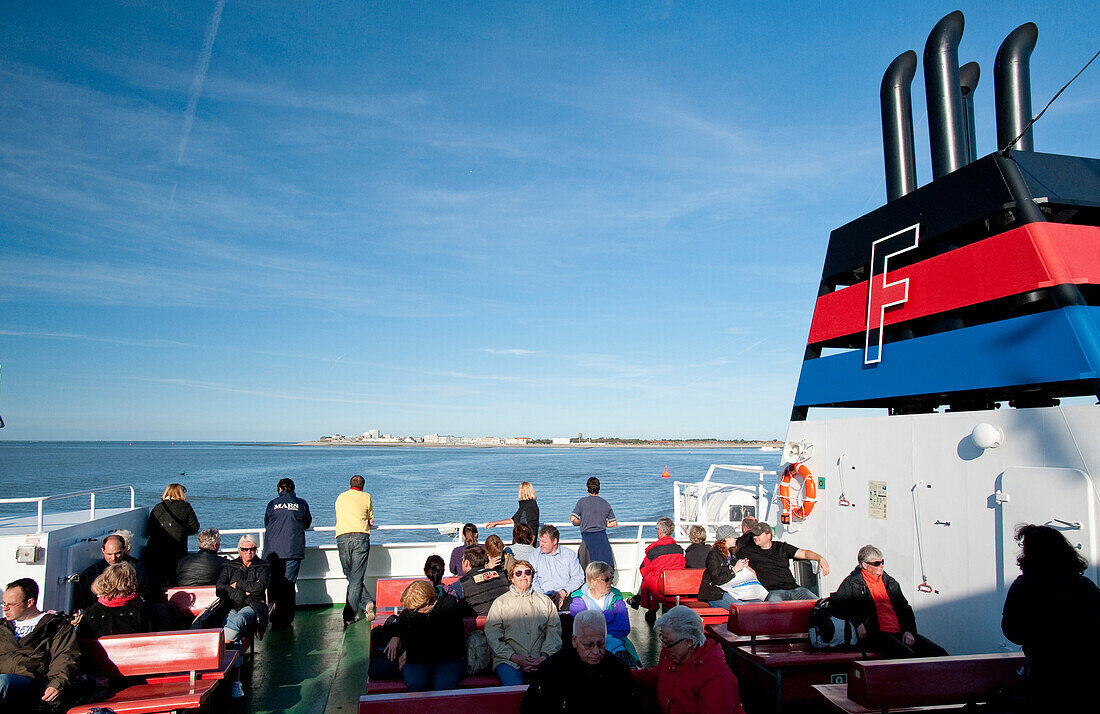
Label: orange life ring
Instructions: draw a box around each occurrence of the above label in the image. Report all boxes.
[779,463,817,520]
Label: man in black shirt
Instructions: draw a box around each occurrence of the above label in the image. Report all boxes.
[453,545,510,616]
[176,529,226,586]
[737,522,829,601]
[72,534,147,612]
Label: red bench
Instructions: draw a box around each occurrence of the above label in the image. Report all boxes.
[365,674,502,695]
[653,568,703,609]
[715,600,882,713]
[164,585,218,618]
[375,577,460,614]
[812,652,1026,712]
[358,685,528,714]
[67,629,232,714]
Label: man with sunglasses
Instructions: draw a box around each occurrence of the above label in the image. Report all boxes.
[829,544,947,658]
[212,536,271,641]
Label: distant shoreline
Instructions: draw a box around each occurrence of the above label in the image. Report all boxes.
[295,441,783,449]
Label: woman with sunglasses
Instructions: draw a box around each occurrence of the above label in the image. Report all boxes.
[632,605,745,713]
[568,561,638,665]
[485,559,561,685]
[829,545,947,658]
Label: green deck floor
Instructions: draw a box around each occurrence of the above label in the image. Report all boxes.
[241,600,662,714]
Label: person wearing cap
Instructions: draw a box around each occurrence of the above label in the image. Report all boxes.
[697,525,768,608]
[737,522,829,601]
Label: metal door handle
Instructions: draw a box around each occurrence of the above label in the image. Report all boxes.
[1049,518,1082,530]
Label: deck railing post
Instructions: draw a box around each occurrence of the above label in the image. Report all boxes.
[37,501,43,534]
[90,492,96,521]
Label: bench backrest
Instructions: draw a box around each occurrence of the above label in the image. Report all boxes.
[358,685,527,714]
[164,585,219,617]
[848,653,1026,709]
[656,569,704,596]
[81,629,225,678]
[375,577,459,610]
[728,599,817,635]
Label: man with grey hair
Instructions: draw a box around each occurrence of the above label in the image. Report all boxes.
[829,544,947,658]
[176,529,225,586]
[522,609,637,713]
[212,536,270,644]
[633,605,744,713]
[630,517,685,621]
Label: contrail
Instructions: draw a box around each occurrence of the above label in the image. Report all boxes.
[177,0,227,164]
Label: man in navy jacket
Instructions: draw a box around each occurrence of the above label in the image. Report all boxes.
[264,478,312,626]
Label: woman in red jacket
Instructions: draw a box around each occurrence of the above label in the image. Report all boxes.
[632,605,745,714]
[629,518,685,622]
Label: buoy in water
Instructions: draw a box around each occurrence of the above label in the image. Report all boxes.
[661,466,670,479]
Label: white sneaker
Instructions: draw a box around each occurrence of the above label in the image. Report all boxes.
[230,681,245,699]
[363,602,376,622]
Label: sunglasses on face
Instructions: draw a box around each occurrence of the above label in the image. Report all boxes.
[596,576,612,583]
[864,560,884,567]
[512,569,533,577]
[240,547,258,552]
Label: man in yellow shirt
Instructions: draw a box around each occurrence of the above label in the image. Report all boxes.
[335,474,376,627]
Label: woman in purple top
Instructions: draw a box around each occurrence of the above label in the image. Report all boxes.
[449,523,479,575]
[570,477,617,567]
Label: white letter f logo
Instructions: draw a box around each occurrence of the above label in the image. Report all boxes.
[865,224,919,365]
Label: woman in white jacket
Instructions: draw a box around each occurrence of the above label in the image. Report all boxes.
[485,559,561,685]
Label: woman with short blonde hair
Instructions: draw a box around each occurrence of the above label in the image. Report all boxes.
[568,561,638,664]
[383,573,465,691]
[79,562,149,638]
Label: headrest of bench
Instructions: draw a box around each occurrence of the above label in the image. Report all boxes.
[376,577,462,608]
[164,586,218,615]
[728,599,817,635]
[657,569,704,594]
[82,629,225,678]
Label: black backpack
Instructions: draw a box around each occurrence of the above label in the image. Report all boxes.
[808,597,860,650]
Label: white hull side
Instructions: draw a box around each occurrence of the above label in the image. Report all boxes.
[782,403,1100,655]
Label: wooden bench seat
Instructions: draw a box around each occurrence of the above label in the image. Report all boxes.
[365,673,502,695]
[811,652,1026,712]
[358,684,528,714]
[67,629,228,714]
[680,599,730,625]
[653,568,704,609]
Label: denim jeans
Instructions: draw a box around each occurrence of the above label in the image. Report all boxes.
[223,605,258,643]
[708,593,751,608]
[495,663,527,685]
[283,557,302,583]
[336,532,373,615]
[403,660,465,691]
[0,673,36,703]
[764,587,817,602]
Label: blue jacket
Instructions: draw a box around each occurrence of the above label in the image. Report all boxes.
[264,490,312,560]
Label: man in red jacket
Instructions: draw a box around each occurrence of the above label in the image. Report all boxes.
[629,517,685,622]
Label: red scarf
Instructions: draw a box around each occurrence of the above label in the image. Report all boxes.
[97,592,137,608]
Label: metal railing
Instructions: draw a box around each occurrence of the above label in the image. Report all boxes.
[0,485,136,534]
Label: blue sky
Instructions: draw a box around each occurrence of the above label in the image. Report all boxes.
[2,1,1099,441]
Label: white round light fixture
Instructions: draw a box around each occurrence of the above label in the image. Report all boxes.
[971,423,1004,450]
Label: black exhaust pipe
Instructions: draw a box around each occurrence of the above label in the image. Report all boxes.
[995,22,1038,152]
[881,51,918,202]
[924,11,967,178]
[959,61,980,163]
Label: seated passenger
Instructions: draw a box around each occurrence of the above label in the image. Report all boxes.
[0,578,79,709]
[449,523,479,576]
[568,561,638,665]
[737,522,828,601]
[453,545,510,616]
[1002,525,1100,709]
[485,534,507,571]
[176,528,226,586]
[522,609,638,713]
[529,524,585,610]
[423,554,457,598]
[830,545,947,658]
[383,580,465,691]
[632,605,745,714]
[485,559,562,686]
[504,522,536,563]
[76,563,150,639]
[210,534,270,646]
[684,525,710,569]
[72,533,147,613]
[630,517,685,621]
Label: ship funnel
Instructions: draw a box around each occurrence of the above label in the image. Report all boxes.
[994,22,1038,152]
[881,50,918,202]
[924,11,967,178]
[959,61,980,163]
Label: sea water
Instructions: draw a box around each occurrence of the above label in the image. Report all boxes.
[0,442,780,543]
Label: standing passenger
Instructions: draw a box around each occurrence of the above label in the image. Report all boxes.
[486,481,540,538]
[264,477,312,627]
[335,474,376,627]
[143,483,200,589]
[570,477,617,568]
